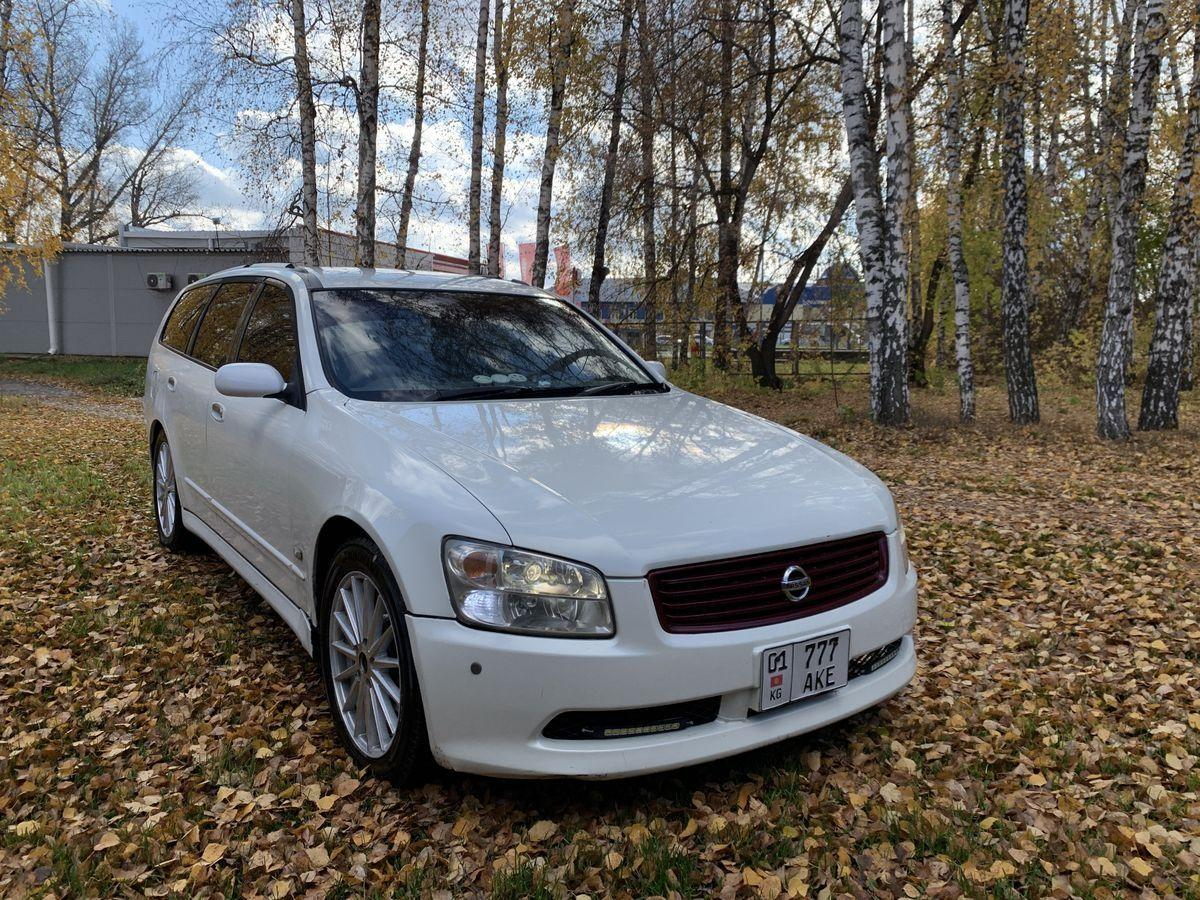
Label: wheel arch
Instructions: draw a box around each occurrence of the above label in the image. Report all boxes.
[312,514,408,621]
[148,419,165,459]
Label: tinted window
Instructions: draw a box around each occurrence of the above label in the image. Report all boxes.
[191,282,256,368]
[161,286,213,352]
[237,282,297,383]
[311,289,661,401]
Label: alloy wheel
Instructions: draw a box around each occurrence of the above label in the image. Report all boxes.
[327,571,404,758]
[155,441,178,538]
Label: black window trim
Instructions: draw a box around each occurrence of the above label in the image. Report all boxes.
[159,282,219,357]
[306,286,668,403]
[159,276,264,369]
[233,277,307,410]
[189,279,265,370]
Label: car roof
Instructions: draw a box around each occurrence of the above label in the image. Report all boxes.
[203,264,553,298]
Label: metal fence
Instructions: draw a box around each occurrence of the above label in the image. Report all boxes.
[601,317,871,379]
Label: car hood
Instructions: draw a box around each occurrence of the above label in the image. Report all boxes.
[345,390,897,577]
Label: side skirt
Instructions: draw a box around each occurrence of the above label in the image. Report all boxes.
[183,509,316,656]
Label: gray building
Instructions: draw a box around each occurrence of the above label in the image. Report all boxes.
[0,227,471,357]
[0,245,267,356]
[119,224,472,274]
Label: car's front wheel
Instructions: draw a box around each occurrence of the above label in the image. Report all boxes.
[319,537,429,781]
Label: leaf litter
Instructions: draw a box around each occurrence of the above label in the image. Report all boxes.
[0,385,1198,898]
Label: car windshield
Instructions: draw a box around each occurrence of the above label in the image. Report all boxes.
[310,288,665,401]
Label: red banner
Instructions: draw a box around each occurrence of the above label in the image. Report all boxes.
[518,242,535,285]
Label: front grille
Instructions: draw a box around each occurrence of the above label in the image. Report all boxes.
[647,532,889,634]
[848,638,903,679]
[542,696,721,740]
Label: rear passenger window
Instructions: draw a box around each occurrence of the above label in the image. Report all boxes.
[191,282,256,368]
[237,283,298,383]
[161,286,213,352]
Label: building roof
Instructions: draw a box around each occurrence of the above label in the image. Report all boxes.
[58,242,260,255]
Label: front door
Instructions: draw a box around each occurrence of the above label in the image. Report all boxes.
[204,280,308,606]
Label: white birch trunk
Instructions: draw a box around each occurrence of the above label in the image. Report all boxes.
[1097,0,1166,439]
[290,0,320,266]
[396,0,429,265]
[468,0,488,274]
[587,0,633,306]
[532,1,574,289]
[879,0,911,424]
[354,0,381,267]
[1000,0,1039,423]
[838,0,886,413]
[637,0,657,351]
[1138,0,1199,430]
[943,0,974,422]
[486,0,510,278]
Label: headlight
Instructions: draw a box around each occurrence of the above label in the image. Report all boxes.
[442,538,614,637]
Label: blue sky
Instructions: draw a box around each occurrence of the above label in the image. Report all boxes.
[109,0,539,271]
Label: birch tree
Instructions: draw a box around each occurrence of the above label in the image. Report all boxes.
[1138,0,1199,431]
[587,0,633,306]
[998,0,1039,424]
[289,0,320,265]
[353,0,381,266]
[879,0,911,424]
[839,0,887,412]
[1096,0,1166,439]
[468,0,488,274]
[395,0,430,261]
[944,0,974,422]
[486,0,514,277]
[637,0,657,350]
[532,0,575,288]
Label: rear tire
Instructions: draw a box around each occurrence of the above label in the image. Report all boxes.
[152,432,193,552]
[318,537,430,782]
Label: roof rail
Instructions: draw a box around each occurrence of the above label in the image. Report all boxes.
[241,261,295,269]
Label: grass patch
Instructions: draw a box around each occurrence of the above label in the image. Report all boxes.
[0,354,145,396]
[491,861,553,899]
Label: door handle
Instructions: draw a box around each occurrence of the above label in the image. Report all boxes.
[210,402,225,422]
[166,376,176,391]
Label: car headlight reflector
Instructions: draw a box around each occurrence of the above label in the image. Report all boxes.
[443,539,614,637]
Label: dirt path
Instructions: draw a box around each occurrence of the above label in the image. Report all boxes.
[0,377,142,422]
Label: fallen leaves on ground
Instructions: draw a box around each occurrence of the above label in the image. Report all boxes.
[1,382,1198,898]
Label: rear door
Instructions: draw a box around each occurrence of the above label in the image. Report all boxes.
[204,280,308,601]
[178,280,261,524]
[152,284,216,511]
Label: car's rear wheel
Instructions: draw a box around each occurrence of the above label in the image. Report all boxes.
[319,537,429,781]
[152,432,191,551]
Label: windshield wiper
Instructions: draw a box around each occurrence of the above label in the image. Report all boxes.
[432,385,548,401]
[573,380,666,397]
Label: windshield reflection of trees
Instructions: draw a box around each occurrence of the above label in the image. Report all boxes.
[318,290,641,398]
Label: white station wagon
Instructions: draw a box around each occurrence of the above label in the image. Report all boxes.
[143,264,916,780]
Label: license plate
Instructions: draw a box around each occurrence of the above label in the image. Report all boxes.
[758,628,850,711]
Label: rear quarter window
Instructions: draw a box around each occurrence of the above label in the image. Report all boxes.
[191,282,258,368]
[161,286,214,352]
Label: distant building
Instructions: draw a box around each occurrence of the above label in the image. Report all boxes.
[570,265,860,325]
[0,227,470,357]
[119,224,471,274]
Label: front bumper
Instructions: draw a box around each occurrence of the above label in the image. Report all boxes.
[407,536,917,778]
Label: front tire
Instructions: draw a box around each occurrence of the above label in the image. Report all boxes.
[318,537,429,781]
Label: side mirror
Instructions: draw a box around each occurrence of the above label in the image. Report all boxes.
[214,362,287,398]
[645,360,668,382]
